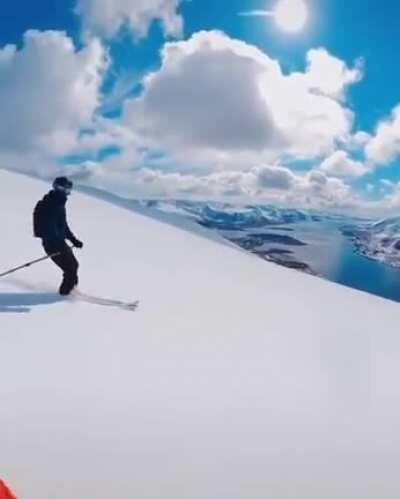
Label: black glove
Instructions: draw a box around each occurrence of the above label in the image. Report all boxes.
[71,238,84,249]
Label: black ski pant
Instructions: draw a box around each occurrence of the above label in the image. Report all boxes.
[42,239,79,293]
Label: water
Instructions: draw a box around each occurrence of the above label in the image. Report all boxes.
[146,200,400,302]
[258,221,400,303]
[329,228,400,303]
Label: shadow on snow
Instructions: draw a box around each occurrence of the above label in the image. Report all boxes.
[0,292,63,314]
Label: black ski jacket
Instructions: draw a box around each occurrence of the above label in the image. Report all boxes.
[33,190,77,242]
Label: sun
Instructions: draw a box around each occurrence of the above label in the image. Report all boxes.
[274,0,308,33]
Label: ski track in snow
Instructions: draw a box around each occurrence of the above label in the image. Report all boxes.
[71,290,139,311]
[2,276,138,312]
[1,169,400,499]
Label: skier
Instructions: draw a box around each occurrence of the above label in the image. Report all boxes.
[33,177,83,295]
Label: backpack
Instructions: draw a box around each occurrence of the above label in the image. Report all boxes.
[33,199,48,238]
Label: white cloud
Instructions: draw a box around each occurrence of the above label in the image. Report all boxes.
[380,179,395,189]
[288,170,354,210]
[350,130,372,149]
[319,150,367,178]
[252,167,354,211]
[76,0,184,39]
[123,32,283,156]
[122,31,361,168]
[238,10,274,18]
[365,105,400,166]
[87,161,357,213]
[369,181,400,215]
[297,48,363,101]
[254,165,296,190]
[0,28,379,214]
[0,30,107,170]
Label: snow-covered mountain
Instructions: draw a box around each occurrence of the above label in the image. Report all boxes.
[136,199,349,229]
[134,200,358,276]
[1,170,400,499]
[342,217,400,268]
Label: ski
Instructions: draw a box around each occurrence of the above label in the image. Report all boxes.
[71,290,139,311]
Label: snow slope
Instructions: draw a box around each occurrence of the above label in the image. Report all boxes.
[1,169,400,499]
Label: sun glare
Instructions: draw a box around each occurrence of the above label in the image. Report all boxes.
[274,0,308,33]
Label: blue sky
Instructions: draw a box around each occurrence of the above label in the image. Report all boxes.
[3,0,399,126]
[1,0,400,214]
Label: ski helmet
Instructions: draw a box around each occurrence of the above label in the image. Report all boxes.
[53,176,73,195]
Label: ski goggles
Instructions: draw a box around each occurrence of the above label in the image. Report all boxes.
[55,185,73,195]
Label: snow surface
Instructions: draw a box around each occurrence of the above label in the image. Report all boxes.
[1,169,400,499]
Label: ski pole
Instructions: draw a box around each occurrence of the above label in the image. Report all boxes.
[0,252,62,278]
[0,245,75,279]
